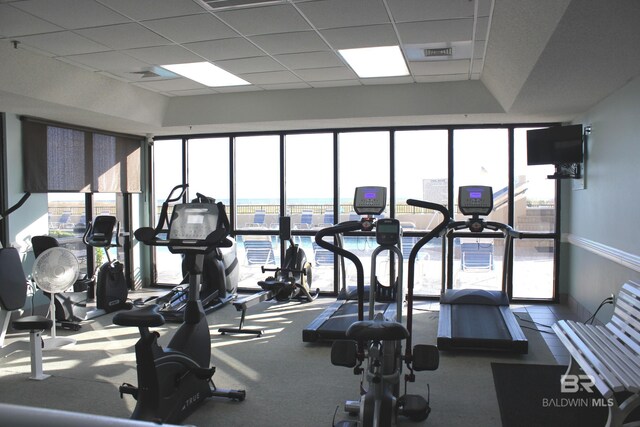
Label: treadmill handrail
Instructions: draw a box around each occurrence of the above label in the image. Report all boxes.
[314,220,366,321]
[405,199,451,358]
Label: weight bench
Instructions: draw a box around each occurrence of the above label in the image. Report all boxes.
[552,281,640,427]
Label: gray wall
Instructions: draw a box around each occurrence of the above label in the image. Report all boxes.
[560,75,640,323]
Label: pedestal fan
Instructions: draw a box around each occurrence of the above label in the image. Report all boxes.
[31,247,79,348]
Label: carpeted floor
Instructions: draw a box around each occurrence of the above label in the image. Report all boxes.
[0,296,556,426]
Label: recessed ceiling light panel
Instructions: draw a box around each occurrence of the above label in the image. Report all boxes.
[338,46,409,78]
[160,62,250,87]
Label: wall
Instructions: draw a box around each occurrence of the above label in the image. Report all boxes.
[560,75,640,323]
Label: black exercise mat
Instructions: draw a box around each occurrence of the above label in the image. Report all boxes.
[491,363,608,427]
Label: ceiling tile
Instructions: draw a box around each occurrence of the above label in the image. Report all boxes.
[250,31,328,55]
[142,14,238,43]
[239,70,302,84]
[12,0,130,29]
[296,0,389,29]
[76,23,171,50]
[415,74,467,83]
[98,0,206,20]
[475,16,490,41]
[123,45,204,65]
[294,66,357,81]
[184,38,264,61]
[214,85,262,93]
[63,51,153,71]
[274,51,344,69]
[397,19,474,44]
[166,88,217,96]
[215,4,310,36]
[408,59,470,76]
[320,24,398,49]
[0,4,63,37]
[216,56,285,74]
[15,31,110,56]
[386,0,474,23]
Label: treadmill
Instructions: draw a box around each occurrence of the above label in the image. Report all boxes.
[437,185,528,354]
[302,186,398,342]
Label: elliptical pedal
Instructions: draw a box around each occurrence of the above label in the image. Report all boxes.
[397,394,430,422]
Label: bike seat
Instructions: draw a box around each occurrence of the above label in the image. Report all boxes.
[113,304,165,328]
[346,319,409,341]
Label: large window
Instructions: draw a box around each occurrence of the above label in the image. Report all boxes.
[451,129,509,292]
[150,124,561,301]
[46,193,88,276]
[513,128,557,299]
[395,130,448,296]
[286,133,334,292]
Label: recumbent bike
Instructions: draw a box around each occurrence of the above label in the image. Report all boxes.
[113,185,245,424]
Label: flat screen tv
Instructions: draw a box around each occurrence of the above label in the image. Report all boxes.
[526,124,584,165]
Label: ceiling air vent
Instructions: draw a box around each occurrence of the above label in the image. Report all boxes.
[197,0,286,11]
[424,47,453,57]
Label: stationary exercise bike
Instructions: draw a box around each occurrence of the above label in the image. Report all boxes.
[219,216,319,336]
[113,185,245,424]
[321,187,444,426]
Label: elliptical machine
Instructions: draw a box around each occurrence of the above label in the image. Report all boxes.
[320,187,445,426]
[113,185,245,424]
[219,216,319,336]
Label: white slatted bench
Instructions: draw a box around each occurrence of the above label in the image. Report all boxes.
[553,281,640,427]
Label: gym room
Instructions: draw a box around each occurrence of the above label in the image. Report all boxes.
[1,1,639,426]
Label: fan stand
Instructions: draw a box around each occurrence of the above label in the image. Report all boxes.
[42,295,75,349]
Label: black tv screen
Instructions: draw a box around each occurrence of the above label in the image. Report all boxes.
[526,124,584,165]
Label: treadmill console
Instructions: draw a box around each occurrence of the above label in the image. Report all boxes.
[458,186,493,217]
[353,186,387,216]
[376,218,400,246]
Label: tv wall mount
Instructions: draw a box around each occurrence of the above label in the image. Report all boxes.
[547,125,591,180]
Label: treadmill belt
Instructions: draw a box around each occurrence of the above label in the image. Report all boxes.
[451,304,511,341]
[318,301,391,337]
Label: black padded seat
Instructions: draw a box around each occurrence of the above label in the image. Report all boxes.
[113,304,165,328]
[12,315,53,331]
[346,319,409,341]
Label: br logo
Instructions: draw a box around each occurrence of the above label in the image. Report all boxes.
[560,374,595,393]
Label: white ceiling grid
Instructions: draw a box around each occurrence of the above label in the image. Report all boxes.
[0,0,491,96]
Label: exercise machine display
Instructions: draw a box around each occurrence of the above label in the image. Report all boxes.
[138,188,239,322]
[219,216,319,336]
[437,185,528,353]
[32,215,130,324]
[327,195,445,426]
[113,185,245,424]
[303,187,399,342]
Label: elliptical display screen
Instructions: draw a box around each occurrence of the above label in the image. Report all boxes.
[169,204,219,241]
[458,186,493,216]
[353,186,387,216]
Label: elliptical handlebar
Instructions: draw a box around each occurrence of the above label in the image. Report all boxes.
[404,199,451,359]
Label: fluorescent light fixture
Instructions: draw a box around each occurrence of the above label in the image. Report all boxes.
[338,46,409,78]
[160,62,250,87]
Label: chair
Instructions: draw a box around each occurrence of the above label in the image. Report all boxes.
[317,210,334,228]
[57,211,72,229]
[460,238,494,271]
[313,241,334,266]
[348,212,360,222]
[245,210,266,228]
[242,237,275,265]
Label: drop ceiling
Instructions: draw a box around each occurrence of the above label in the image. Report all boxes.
[0,0,639,135]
